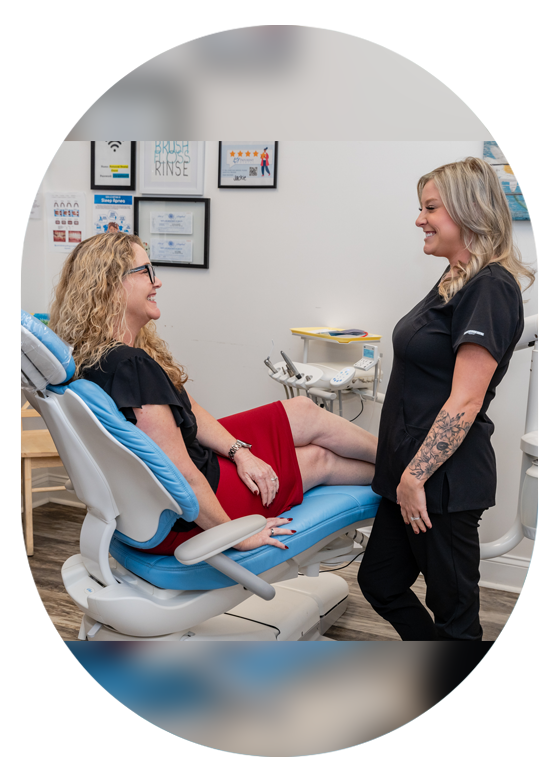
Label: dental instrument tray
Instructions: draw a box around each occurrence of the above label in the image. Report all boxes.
[290,327,381,344]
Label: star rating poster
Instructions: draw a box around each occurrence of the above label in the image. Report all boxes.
[218,142,278,188]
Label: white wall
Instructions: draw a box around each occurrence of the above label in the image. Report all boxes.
[21,140,538,587]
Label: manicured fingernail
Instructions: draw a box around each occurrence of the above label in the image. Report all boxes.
[284,546,289,550]
[290,530,296,534]
[253,490,258,495]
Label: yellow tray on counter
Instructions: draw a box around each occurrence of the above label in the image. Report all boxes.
[290,327,381,344]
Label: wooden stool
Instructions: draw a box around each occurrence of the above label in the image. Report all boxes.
[21,406,65,556]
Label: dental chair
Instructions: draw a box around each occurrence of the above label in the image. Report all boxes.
[21,311,380,641]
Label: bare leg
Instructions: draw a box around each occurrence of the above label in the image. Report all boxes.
[282,396,377,464]
[295,444,375,493]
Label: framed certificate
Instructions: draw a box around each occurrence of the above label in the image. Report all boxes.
[90,141,136,191]
[134,196,210,269]
[218,141,278,188]
[139,141,205,195]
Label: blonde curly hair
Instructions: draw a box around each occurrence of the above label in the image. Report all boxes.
[49,232,188,389]
[417,157,536,302]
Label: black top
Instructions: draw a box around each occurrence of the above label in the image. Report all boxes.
[81,344,220,493]
[372,263,524,513]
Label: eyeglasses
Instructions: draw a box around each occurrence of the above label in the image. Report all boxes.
[124,263,156,284]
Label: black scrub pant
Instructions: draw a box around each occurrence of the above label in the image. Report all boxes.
[358,486,485,641]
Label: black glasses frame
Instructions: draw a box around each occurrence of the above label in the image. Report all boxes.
[124,263,156,283]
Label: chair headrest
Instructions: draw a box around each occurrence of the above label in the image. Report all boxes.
[21,310,76,392]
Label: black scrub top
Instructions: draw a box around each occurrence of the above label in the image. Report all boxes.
[372,263,524,513]
[81,344,220,493]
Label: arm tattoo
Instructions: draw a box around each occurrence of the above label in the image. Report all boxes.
[407,410,473,483]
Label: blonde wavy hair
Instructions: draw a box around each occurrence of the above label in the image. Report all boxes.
[49,232,188,389]
[417,157,536,302]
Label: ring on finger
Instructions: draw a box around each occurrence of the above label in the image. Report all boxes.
[271,476,278,482]
[410,516,420,521]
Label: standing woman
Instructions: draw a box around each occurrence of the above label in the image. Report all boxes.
[358,157,535,640]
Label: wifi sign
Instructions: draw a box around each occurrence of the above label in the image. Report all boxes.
[107,141,122,151]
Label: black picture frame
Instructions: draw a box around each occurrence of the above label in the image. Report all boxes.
[133,196,210,270]
[91,141,136,191]
[218,141,278,188]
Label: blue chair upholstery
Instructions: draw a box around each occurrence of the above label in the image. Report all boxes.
[48,379,200,549]
[21,310,76,382]
[110,485,380,590]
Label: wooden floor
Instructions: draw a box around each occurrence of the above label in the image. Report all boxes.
[323,563,519,642]
[26,502,519,642]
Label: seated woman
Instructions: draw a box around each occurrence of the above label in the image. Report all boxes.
[50,232,377,553]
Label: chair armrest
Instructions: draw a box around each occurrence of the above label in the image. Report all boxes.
[174,515,266,565]
[175,516,276,601]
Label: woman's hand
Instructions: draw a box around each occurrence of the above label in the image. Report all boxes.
[396,469,432,534]
[189,396,280,507]
[233,517,296,551]
[233,449,280,508]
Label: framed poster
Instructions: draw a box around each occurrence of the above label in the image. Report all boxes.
[134,197,210,269]
[90,141,136,191]
[218,141,278,188]
[139,141,205,195]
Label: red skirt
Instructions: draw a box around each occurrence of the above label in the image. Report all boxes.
[143,401,303,555]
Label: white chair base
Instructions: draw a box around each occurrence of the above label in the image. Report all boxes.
[70,561,350,642]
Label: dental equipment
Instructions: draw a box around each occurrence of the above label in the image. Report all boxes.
[267,358,379,414]
[263,356,278,374]
[280,350,303,380]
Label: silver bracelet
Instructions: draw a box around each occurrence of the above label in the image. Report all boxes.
[228,439,252,461]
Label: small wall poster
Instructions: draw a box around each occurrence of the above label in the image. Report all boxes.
[47,192,86,253]
[483,141,530,221]
[93,194,134,234]
[91,142,136,191]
